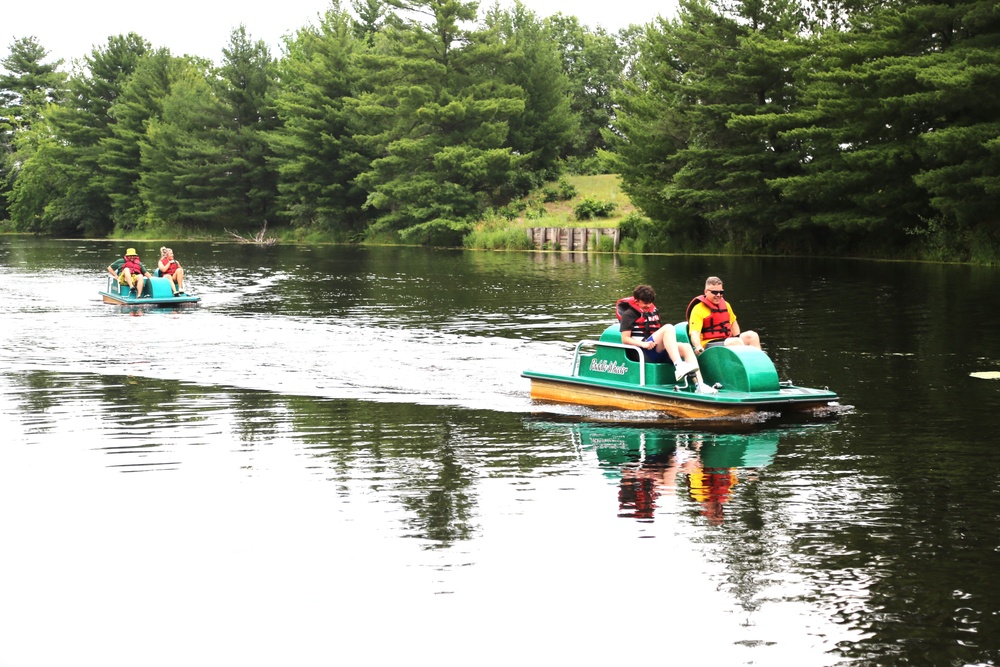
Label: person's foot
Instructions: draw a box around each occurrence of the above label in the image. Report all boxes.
[674,360,698,381]
[696,382,718,395]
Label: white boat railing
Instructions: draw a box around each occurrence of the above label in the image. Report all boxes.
[571,339,647,386]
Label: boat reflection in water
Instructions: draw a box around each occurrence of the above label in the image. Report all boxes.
[528,420,804,525]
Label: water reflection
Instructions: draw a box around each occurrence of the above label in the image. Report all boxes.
[524,420,844,531]
[8,238,1000,665]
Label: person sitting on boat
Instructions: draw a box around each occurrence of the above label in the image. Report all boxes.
[687,276,762,356]
[106,248,153,298]
[158,246,187,296]
[618,284,717,394]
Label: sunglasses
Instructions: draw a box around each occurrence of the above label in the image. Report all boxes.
[709,290,724,296]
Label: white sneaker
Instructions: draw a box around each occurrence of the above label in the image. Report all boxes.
[674,360,698,381]
[696,382,718,395]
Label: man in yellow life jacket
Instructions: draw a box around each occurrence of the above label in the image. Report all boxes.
[687,276,762,356]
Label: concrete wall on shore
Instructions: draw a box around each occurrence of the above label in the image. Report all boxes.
[526,227,619,251]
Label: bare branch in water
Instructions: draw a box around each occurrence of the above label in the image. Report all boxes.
[225,221,276,246]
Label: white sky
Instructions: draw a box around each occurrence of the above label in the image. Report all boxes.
[3,0,676,68]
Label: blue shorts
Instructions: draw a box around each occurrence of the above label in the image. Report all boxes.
[642,336,671,363]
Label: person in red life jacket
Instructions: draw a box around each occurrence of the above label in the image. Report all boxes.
[618,284,717,393]
[106,248,153,298]
[687,276,761,356]
[158,246,187,296]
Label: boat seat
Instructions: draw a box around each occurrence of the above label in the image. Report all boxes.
[599,323,677,365]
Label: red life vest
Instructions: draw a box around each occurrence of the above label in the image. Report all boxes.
[686,295,732,341]
[616,297,662,339]
[161,259,179,276]
[122,255,142,274]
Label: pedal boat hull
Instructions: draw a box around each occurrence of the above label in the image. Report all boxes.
[522,324,838,420]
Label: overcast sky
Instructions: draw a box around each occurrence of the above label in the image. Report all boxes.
[4,0,675,67]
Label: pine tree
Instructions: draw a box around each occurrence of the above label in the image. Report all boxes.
[268,5,369,233]
[350,0,527,244]
[1,37,67,223]
[99,48,175,231]
[482,1,577,184]
[215,25,279,232]
[10,33,149,236]
[611,0,811,249]
[139,59,234,228]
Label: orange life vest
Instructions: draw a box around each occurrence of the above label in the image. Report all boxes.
[122,255,142,274]
[686,295,732,342]
[616,297,662,339]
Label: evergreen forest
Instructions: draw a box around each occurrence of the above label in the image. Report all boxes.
[2,0,999,262]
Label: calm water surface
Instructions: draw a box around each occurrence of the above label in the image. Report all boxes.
[2,238,1000,666]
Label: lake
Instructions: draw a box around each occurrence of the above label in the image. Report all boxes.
[2,237,1000,666]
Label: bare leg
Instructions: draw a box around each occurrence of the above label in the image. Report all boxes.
[135,274,145,296]
[652,326,682,361]
[653,328,706,384]
[174,267,185,292]
[740,330,761,350]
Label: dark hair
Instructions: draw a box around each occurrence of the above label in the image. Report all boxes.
[633,284,656,303]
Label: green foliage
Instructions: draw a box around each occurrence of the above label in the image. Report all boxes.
[544,14,629,160]
[616,210,671,253]
[558,178,577,200]
[349,0,531,238]
[0,37,67,222]
[268,6,368,232]
[463,226,534,250]
[543,178,578,202]
[215,26,279,230]
[617,211,651,240]
[5,0,1000,261]
[100,48,174,231]
[611,0,811,250]
[483,2,578,177]
[139,60,233,228]
[573,196,617,220]
[10,33,150,236]
[593,234,616,252]
[397,218,471,246]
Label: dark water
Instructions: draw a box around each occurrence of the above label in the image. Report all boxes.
[2,238,1000,666]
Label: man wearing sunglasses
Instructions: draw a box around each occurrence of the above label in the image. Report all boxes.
[686,276,761,355]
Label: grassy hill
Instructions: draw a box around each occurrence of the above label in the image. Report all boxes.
[463,173,638,250]
[514,173,636,227]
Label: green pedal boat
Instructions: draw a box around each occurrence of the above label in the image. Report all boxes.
[522,323,838,420]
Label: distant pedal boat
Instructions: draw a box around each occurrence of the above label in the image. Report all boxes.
[522,323,838,420]
[99,274,200,306]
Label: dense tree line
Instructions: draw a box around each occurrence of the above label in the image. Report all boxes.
[0,0,627,244]
[2,0,1000,261]
[609,0,1000,260]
